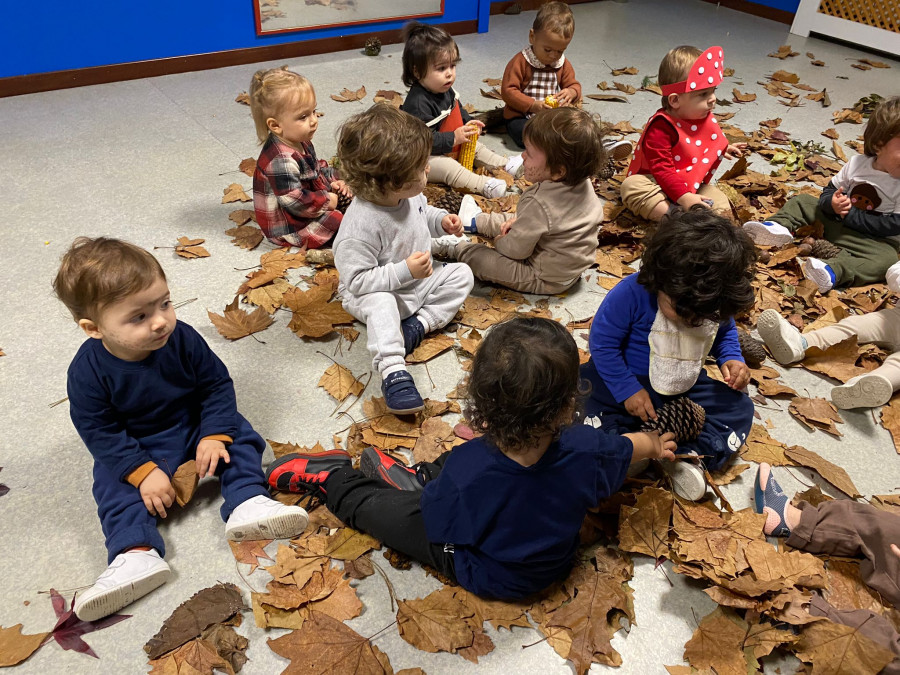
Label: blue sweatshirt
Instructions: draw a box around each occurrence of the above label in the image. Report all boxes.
[588,274,743,402]
[67,321,239,482]
[420,424,633,600]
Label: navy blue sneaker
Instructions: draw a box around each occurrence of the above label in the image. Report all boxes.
[360,447,424,491]
[400,316,426,355]
[382,370,424,414]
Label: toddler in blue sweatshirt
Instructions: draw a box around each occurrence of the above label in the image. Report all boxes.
[54,237,308,621]
[581,207,757,499]
[266,317,676,600]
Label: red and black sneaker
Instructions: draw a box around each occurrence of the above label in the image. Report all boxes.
[359,447,423,491]
[266,450,352,498]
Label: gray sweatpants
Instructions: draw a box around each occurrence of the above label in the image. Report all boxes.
[342,261,474,374]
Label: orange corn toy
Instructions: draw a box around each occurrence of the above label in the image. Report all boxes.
[545,94,559,108]
[459,123,479,171]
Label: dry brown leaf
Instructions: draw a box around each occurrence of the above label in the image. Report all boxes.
[803,335,868,383]
[617,486,672,559]
[305,527,379,560]
[880,398,900,454]
[228,210,255,227]
[788,397,844,436]
[148,637,235,675]
[832,139,848,163]
[175,236,210,259]
[243,278,293,314]
[412,417,455,464]
[595,249,636,278]
[482,77,502,86]
[228,539,273,573]
[330,85,367,102]
[373,90,404,108]
[457,327,482,356]
[397,588,475,654]
[613,81,636,95]
[265,545,327,588]
[208,297,274,341]
[225,224,263,250]
[0,624,50,667]
[770,69,800,84]
[259,248,307,275]
[794,618,894,674]
[238,157,256,176]
[586,93,629,103]
[858,58,890,68]
[235,91,250,105]
[343,555,375,580]
[709,462,750,486]
[740,424,797,466]
[283,284,354,338]
[732,89,757,103]
[407,334,455,363]
[318,363,364,402]
[683,607,755,675]
[171,460,198,506]
[222,183,251,203]
[822,128,839,140]
[610,66,638,75]
[769,45,799,59]
[833,109,863,125]
[784,445,861,498]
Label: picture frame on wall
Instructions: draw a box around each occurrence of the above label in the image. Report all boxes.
[255,0,445,36]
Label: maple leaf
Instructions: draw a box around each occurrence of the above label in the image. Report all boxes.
[244,277,293,314]
[267,611,393,675]
[683,607,753,675]
[397,588,475,653]
[222,183,251,203]
[793,618,894,674]
[789,396,844,436]
[175,236,210,259]
[224,224,263,250]
[373,89,404,108]
[784,444,861,498]
[318,363,365,402]
[406,334,455,363]
[208,297,274,341]
[824,559,900,626]
[304,527,380,560]
[48,588,130,658]
[618,486,672,559]
[0,624,50,666]
[228,208,255,225]
[265,545,327,588]
[709,462,750,486]
[283,284,355,338]
[412,417,456,464]
[457,327,482,356]
[238,157,256,176]
[228,539,273,573]
[171,460,198,506]
[740,424,797,466]
[330,85,367,102]
[147,636,235,675]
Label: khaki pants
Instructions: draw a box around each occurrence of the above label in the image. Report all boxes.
[620,173,730,220]
[427,142,508,194]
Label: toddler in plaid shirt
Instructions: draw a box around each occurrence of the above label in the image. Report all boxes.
[249,67,352,249]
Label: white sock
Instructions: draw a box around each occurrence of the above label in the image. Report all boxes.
[382,365,407,379]
[416,315,430,333]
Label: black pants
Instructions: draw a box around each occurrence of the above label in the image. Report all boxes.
[506,116,527,148]
[324,452,456,581]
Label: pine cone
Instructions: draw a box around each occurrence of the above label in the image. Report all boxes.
[597,157,616,180]
[429,189,463,214]
[738,328,767,368]
[810,239,841,259]
[640,397,706,443]
[364,37,382,56]
[336,192,353,214]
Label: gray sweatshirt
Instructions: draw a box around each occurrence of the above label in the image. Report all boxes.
[333,194,449,297]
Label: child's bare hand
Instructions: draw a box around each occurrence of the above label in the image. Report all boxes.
[406,251,433,279]
[140,468,176,518]
[498,216,517,236]
[327,192,339,210]
[556,88,577,106]
[624,389,657,422]
[720,359,750,390]
[331,180,353,197]
[724,143,747,159]
[529,99,550,114]
[441,214,464,236]
[453,124,479,146]
[655,431,677,461]
[624,430,677,462]
[832,187,852,217]
[196,438,231,478]
[677,193,709,210]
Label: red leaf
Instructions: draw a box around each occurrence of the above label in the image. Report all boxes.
[48,589,130,658]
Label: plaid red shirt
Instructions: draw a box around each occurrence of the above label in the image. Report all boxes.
[252,134,341,249]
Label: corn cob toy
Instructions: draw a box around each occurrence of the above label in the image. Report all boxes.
[545,94,559,108]
[459,124,479,171]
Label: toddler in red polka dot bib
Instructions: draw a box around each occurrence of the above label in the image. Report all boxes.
[621,45,747,222]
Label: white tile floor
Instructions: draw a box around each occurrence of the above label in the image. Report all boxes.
[1,0,898,672]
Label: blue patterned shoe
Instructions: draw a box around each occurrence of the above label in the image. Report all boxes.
[753,463,792,537]
[400,316,426,355]
[382,370,424,414]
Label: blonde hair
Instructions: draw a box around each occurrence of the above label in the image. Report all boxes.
[337,104,431,203]
[864,96,900,157]
[249,67,314,144]
[533,2,575,39]
[658,45,702,110]
[54,237,166,322]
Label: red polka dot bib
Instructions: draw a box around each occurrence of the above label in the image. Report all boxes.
[626,109,729,192]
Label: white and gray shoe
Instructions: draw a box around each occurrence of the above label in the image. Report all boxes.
[658,452,707,501]
[74,549,171,622]
[225,495,308,541]
[802,257,834,294]
[504,154,524,178]
[757,309,806,365]
[483,178,508,199]
[742,220,793,247]
[457,194,482,234]
[831,373,894,409]
[603,139,633,161]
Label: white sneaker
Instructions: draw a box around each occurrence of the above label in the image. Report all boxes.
[457,194,482,234]
[626,458,650,477]
[658,453,707,501]
[742,220,793,247]
[603,139,633,162]
[505,154,524,178]
[802,257,834,293]
[225,495,308,541]
[756,308,806,365]
[483,178,508,199]
[73,549,171,622]
[887,260,900,293]
[431,235,463,260]
[831,373,894,409]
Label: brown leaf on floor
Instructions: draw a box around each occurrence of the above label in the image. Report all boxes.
[343,555,374,580]
[821,127,839,140]
[768,45,799,59]
[741,424,797,466]
[147,637,236,675]
[832,139,848,163]
[407,334,455,363]
[253,564,362,627]
[330,85,367,102]
[373,89,404,108]
[266,545,327,589]
[784,444,860,498]
[617,486,672,559]
[802,335,868,383]
[260,248,308,275]
[243,277,292,314]
[268,439,329,460]
[595,249,636,278]
[613,81,636,95]
[0,624,50,667]
[793,618,894,674]
[880,398,900,454]
[610,66,638,75]
[397,587,476,653]
[833,108,864,124]
[171,460,198,506]
[770,69,800,84]
[859,58,890,68]
[238,157,256,176]
[235,91,250,105]
[586,93,629,103]
[413,417,457,464]
[228,208,255,225]
[709,462,751,486]
[872,494,900,516]
[457,296,515,330]
[788,396,844,436]
[222,183,251,203]
[228,539,273,573]
[305,527,379,561]
[175,236,210,259]
[732,89,757,103]
[759,117,782,128]
[209,297,274,341]
[457,327,482,356]
[750,365,799,398]
[318,363,364,402]
[824,559,900,629]
[144,583,244,659]
[224,224,263,250]
[283,284,354,338]
[267,611,393,673]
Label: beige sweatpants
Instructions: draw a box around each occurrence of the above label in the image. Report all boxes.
[805,306,900,389]
[620,173,730,220]
[427,142,508,194]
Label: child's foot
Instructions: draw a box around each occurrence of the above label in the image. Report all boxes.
[458,194,482,234]
[742,220,793,247]
[887,260,900,293]
[756,308,807,365]
[225,495,309,541]
[382,370,425,414]
[504,154,525,178]
[802,257,835,293]
[360,447,424,491]
[483,178,508,199]
[603,139,633,162]
[400,316,427,355]
[658,451,707,501]
[73,549,171,622]
[753,463,796,537]
[831,373,894,409]
[266,449,352,496]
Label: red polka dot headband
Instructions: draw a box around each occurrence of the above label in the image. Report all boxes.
[660,46,725,97]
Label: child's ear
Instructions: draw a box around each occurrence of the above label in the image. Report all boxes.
[528,28,535,45]
[78,318,103,340]
[266,117,282,135]
[551,165,567,182]
[667,93,681,110]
